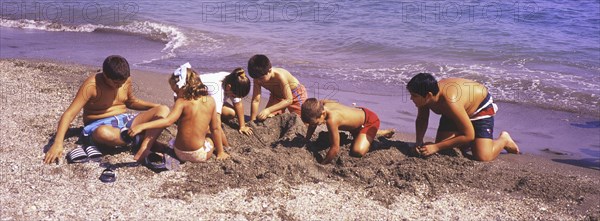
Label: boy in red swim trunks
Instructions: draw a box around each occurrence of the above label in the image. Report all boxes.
[301,98,395,164]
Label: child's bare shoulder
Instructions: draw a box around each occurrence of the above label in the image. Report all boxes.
[77,73,100,93]
[273,67,290,74]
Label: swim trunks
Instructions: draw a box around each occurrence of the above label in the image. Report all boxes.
[169,139,213,163]
[438,93,497,139]
[350,107,381,138]
[266,83,307,115]
[82,113,138,145]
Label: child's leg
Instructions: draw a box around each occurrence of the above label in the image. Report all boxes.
[376,129,395,138]
[350,133,374,157]
[92,125,126,146]
[472,131,519,161]
[221,104,236,120]
[130,105,170,161]
[215,113,230,147]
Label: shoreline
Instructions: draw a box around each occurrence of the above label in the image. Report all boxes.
[1,58,599,220]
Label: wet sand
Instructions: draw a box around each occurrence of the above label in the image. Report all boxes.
[1,59,599,220]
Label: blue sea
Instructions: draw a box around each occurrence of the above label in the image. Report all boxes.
[1,1,599,164]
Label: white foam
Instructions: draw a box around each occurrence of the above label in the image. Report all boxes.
[0,18,187,58]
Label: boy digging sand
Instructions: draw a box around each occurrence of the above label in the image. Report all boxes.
[407,73,519,161]
[301,98,394,164]
[248,54,308,121]
[44,55,169,164]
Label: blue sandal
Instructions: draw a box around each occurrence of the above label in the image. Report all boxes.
[99,168,116,183]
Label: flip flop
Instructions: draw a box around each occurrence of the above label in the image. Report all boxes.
[66,146,89,164]
[144,152,166,170]
[99,168,116,183]
[120,128,142,150]
[84,145,102,162]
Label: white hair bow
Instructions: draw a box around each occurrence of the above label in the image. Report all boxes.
[174,62,192,89]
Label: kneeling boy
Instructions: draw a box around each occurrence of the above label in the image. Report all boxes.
[301,98,394,164]
[406,73,519,161]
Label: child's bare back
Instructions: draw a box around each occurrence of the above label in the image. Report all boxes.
[429,78,489,116]
[173,97,215,152]
[320,101,365,131]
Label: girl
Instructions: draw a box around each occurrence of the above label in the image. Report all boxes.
[130,63,229,163]
[198,68,253,150]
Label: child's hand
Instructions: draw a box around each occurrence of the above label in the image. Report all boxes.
[239,125,253,135]
[43,143,64,164]
[257,109,271,121]
[128,126,142,137]
[416,142,437,157]
[216,152,230,160]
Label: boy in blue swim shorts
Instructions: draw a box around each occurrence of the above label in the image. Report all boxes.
[406,73,520,161]
[44,55,169,164]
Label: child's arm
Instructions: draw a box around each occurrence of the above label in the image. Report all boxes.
[433,104,475,149]
[415,106,430,146]
[128,99,183,137]
[44,80,94,164]
[419,103,474,156]
[257,76,293,120]
[305,124,317,141]
[233,101,252,135]
[250,80,261,121]
[124,82,160,110]
[210,105,230,160]
[322,119,341,164]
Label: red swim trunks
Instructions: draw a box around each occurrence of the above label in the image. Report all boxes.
[350,107,380,138]
[266,84,308,115]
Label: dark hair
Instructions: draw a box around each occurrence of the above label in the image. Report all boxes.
[247,54,271,78]
[301,98,324,123]
[406,73,439,97]
[224,68,251,98]
[169,68,208,100]
[102,55,130,80]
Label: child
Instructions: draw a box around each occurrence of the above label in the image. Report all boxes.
[43,55,169,164]
[128,63,229,162]
[200,68,253,139]
[247,54,308,121]
[301,98,395,164]
[406,73,519,161]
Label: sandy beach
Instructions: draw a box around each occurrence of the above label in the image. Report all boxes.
[1,59,599,220]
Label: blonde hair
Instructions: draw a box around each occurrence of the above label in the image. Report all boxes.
[170,68,208,100]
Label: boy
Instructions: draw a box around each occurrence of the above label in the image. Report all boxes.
[301,98,394,164]
[43,55,169,164]
[247,54,307,121]
[406,73,519,161]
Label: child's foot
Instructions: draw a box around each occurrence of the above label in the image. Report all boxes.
[377,129,395,138]
[500,131,520,154]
